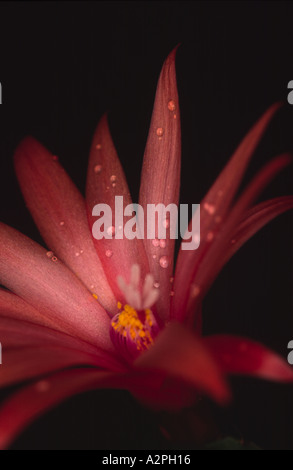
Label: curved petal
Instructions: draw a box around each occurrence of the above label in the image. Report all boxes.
[172,104,282,322]
[14,137,116,314]
[173,154,292,323]
[135,322,230,404]
[0,289,58,329]
[205,335,293,381]
[0,317,125,380]
[86,115,149,304]
[139,48,181,320]
[0,368,121,449]
[0,223,113,350]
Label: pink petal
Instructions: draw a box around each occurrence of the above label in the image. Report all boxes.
[14,137,116,314]
[135,322,230,404]
[0,289,58,329]
[205,335,293,381]
[0,317,125,382]
[86,115,149,304]
[0,223,113,350]
[0,368,121,449]
[173,153,292,324]
[139,48,181,320]
[172,104,282,322]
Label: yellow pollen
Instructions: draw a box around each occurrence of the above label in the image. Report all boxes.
[92,293,98,300]
[111,303,154,351]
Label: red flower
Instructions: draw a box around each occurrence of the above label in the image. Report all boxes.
[0,49,292,448]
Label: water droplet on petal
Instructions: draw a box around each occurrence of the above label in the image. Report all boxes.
[94,164,102,174]
[112,183,116,188]
[96,144,102,150]
[163,218,170,229]
[46,251,54,259]
[159,255,169,268]
[193,233,200,245]
[152,239,160,247]
[170,277,174,283]
[110,175,117,183]
[107,226,115,237]
[173,114,177,119]
[168,100,176,112]
[105,249,113,258]
[153,281,160,289]
[152,254,157,260]
[170,290,175,297]
[207,231,214,242]
[75,252,80,257]
[51,256,58,263]
[159,239,166,249]
[156,127,164,137]
[203,202,216,215]
[191,284,201,298]
[59,221,65,226]
[35,380,50,393]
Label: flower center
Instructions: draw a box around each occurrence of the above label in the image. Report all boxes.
[110,264,160,361]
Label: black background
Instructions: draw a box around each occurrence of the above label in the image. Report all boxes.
[0,1,292,450]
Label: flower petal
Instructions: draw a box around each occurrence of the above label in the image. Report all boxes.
[173,153,292,323]
[14,137,116,313]
[0,317,125,384]
[139,48,181,320]
[205,335,293,381]
[86,115,149,303]
[0,223,113,350]
[0,289,58,329]
[135,322,230,404]
[0,368,120,449]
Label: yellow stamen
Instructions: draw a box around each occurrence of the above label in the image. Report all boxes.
[111,303,154,351]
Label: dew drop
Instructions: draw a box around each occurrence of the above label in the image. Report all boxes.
[163,218,170,229]
[152,239,160,247]
[153,281,160,289]
[193,233,200,245]
[156,127,164,137]
[170,290,175,297]
[159,255,169,268]
[112,183,116,188]
[152,254,157,260]
[46,251,54,259]
[35,380,50,393]
[75,252,80,257]
[170,277,174,283]
[51,256,58,263]
[110,175,117,183]
[168,100,176,112]
[105,249,113,258]
[173,114,177,119]
[107,226,115,237]
[191,284,201,298]
[96,144,102,150]
[159,239,166,249]
[94,164,102,174]
[207,231,214,242]
[59,221,65,226]
[203,202,216,215]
